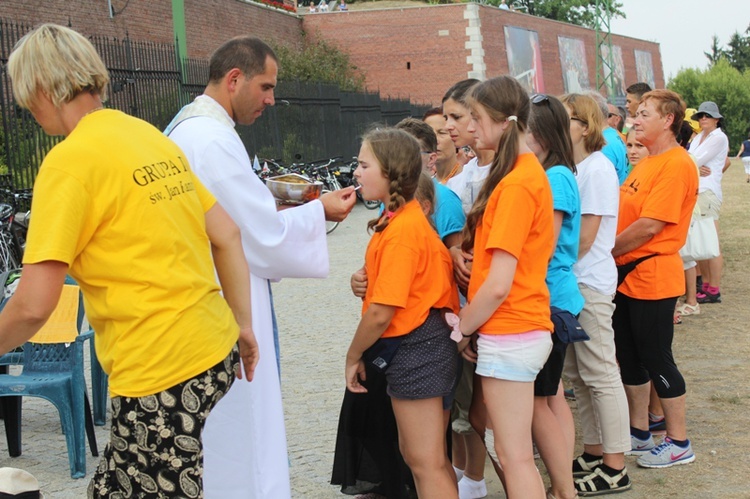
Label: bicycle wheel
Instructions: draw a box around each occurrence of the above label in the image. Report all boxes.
[364,199,380,210]
[321,189,340,234]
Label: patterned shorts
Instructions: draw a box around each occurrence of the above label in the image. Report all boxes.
[88,346,239,498]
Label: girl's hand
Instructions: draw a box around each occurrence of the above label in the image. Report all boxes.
[346,357,368,393]
[450,246,473,291]
[460,334,478,363]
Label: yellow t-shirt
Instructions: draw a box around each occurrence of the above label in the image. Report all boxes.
[468,153,555,335]
[23,109,238,397]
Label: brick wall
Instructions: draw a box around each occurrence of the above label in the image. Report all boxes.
[1,0,304,56]
[2,0,662,105]
[306,4,664,105]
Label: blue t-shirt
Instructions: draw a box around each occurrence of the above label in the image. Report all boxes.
[602,127,629,185]
[545,165,584,315]
[433,179,465,242]
[741,140,750,158]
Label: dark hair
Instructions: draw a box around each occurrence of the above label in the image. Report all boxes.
[626,82,652,98]
[616,105,627,132]
[362,128,422,233]
[422,107,443,120]
[528,95,576,174]
[208,36,278,83]
[676,120,694,149]
[641,89,686,137]
[415,171,436,223]
[461,76,529,252]
[442,79,480,106]
[396,117,437,153]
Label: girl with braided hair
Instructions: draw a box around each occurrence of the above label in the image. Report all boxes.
[345,127,460,498]
[453,76,555,499]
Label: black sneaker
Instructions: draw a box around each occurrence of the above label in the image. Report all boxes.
[575,466,631,496]
[696,290,721,303]
[572,454,603,478]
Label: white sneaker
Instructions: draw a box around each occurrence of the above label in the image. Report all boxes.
[458,476,487,499]
[625,434,656,456]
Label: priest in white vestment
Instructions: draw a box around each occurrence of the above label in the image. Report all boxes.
[166,36,356,499]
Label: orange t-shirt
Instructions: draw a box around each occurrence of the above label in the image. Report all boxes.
[615,146,699,299]
[467,153,554,335]
[363,199,459,338]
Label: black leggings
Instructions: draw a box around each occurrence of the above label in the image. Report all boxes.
[613,293,686,398]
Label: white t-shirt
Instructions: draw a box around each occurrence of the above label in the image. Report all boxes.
[688,128,729,201]
[573,151,619,295]
[446,157,492,214]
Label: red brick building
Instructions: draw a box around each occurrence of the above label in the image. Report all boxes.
[304,4,664,105]
[3,0,662,106]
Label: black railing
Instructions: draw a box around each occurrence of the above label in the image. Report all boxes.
[0,18,429,190]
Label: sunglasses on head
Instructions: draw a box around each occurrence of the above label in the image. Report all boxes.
[531,94,550,105]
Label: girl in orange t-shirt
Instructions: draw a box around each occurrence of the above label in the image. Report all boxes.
[345,128,460,498]
[454,76,555,499]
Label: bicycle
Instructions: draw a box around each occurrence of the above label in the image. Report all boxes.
[0,188,32,274]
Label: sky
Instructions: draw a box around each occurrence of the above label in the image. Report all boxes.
[610,0,750,82]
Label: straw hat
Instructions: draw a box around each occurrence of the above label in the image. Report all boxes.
[0,468,43,498]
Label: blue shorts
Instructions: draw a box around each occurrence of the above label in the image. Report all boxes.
[475,330,552,382]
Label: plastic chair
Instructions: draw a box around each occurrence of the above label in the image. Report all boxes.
[0,270,108,426]
[0,283,96,478]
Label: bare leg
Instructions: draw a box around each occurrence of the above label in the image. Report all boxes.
[623,383,650,431]
[660,395,688,441]
[532,395,576,499]
[392,397,457,499]
[482,377,545,499]
[648,383,664,419]
[683,267,698,307]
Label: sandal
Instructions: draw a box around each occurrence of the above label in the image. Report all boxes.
[676,302,700,316]
[575,467,631,496]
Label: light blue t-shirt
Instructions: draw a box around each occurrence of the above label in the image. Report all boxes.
[546,165,584,315]
[433,179,465,242]
[602,127,629,185]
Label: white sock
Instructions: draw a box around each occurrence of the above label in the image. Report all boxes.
[453,465,464,482]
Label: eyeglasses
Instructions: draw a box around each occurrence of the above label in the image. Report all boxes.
[420,151,436,155]
[608,113,619,118]
[531,94,550,105]
[570,117,588,126]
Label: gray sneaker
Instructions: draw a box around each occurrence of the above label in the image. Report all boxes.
[637,437,695,468]
[625,434,655,456]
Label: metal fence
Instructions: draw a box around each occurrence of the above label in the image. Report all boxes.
[0,18,429,192]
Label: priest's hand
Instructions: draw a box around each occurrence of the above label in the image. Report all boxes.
[320,186,357,222]
[236,326,260,381]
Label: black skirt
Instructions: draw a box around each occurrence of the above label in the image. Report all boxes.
[330,360,417,498]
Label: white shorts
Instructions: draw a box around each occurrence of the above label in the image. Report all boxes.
[475,330,552,382]
[743,157,750,175]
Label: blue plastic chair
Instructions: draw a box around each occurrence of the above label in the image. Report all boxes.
[0,270,108,426]
[0,283,96,478]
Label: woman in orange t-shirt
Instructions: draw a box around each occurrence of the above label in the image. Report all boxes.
[612,90,698,469]
[345,128,460,498]
[453,76,555,499]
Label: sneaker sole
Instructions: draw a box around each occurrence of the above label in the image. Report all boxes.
[637,453,696,469]
[625,448,654,456]
[578,482,632,496]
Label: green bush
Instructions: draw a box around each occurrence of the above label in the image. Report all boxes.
[669,59,750,154]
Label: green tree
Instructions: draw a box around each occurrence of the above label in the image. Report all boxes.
[485,0,625,28]
[272,35,365,92]
[704,35,726,67]
[669,59,750,154]
[725,25,750,72]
